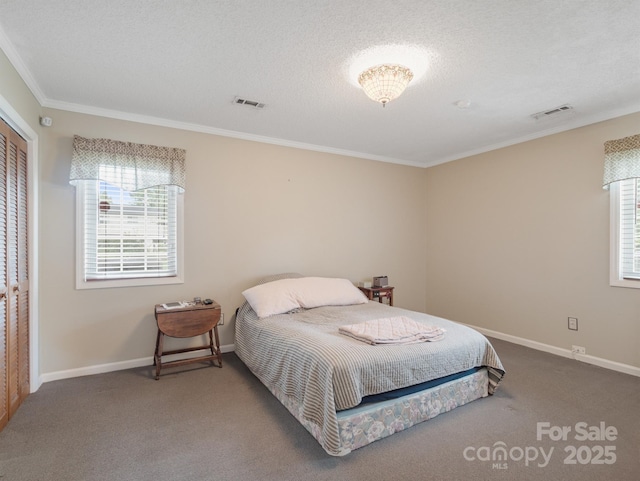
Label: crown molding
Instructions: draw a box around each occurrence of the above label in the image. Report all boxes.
[0,25,46,104]
[424,103,640,168]
[43,98,426,168]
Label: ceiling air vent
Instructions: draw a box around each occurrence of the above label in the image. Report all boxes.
[233,96,266,110]
[531,104,574,121]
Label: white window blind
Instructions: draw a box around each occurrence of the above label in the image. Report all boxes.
[70,135,186,289]
[618,178,640,280]
[604,134,640,288]
[81,176,178,281]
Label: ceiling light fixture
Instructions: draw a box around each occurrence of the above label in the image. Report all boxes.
[358,64,414,107]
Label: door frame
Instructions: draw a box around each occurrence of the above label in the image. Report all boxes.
[0,94,40,393]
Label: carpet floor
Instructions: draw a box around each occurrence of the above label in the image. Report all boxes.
[0,338,638,481]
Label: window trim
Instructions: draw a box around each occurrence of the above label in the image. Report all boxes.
[75,181,184,290]
[609,181,640,289]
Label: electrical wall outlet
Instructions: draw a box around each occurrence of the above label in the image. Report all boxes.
[219,313,224,326]
[571,345,586,355]
[568,317,578,331]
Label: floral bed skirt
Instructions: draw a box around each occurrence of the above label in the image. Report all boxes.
[270,368,489,456]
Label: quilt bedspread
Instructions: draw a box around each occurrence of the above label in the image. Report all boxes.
[235,299,504,456]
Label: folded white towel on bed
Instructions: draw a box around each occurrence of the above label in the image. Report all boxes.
[338,316,446,345]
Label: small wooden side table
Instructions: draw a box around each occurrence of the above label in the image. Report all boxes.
[358,286,394,306]
[154,301,222,380]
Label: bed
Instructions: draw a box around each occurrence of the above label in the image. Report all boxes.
[235,273,505,456]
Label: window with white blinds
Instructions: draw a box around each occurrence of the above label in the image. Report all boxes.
[610,178,640,287]
[76,176,183,289]
[70,135,185,289]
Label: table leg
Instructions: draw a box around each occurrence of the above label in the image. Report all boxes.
[153,329,161,366]
[213,326,223,367]
[155,331,164,380]
[208,329,215,360]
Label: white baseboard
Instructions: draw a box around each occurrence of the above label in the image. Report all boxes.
[466,323,640,378]
[38,326,640,385]
[40,343,236,384]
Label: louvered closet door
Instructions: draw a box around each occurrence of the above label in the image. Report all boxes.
[0,119,29,429]
[0,122,7,430]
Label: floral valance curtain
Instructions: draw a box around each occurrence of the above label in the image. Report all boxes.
[69,135,186,192]
[602,133,640,189]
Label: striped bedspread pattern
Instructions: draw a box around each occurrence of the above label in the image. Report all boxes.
[235,275,505,456]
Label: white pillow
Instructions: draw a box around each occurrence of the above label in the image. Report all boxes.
[242,276,367,318]
[242,278,301,318]
[294,277,367,309]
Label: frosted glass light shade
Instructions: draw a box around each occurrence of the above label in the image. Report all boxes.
[358,64,414,106]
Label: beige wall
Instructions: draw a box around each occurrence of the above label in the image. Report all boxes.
[2,43,638,378]
[38,109,428,374]
[425,112,640,368]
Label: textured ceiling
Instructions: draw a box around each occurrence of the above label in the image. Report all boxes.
[1,0,639,167]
